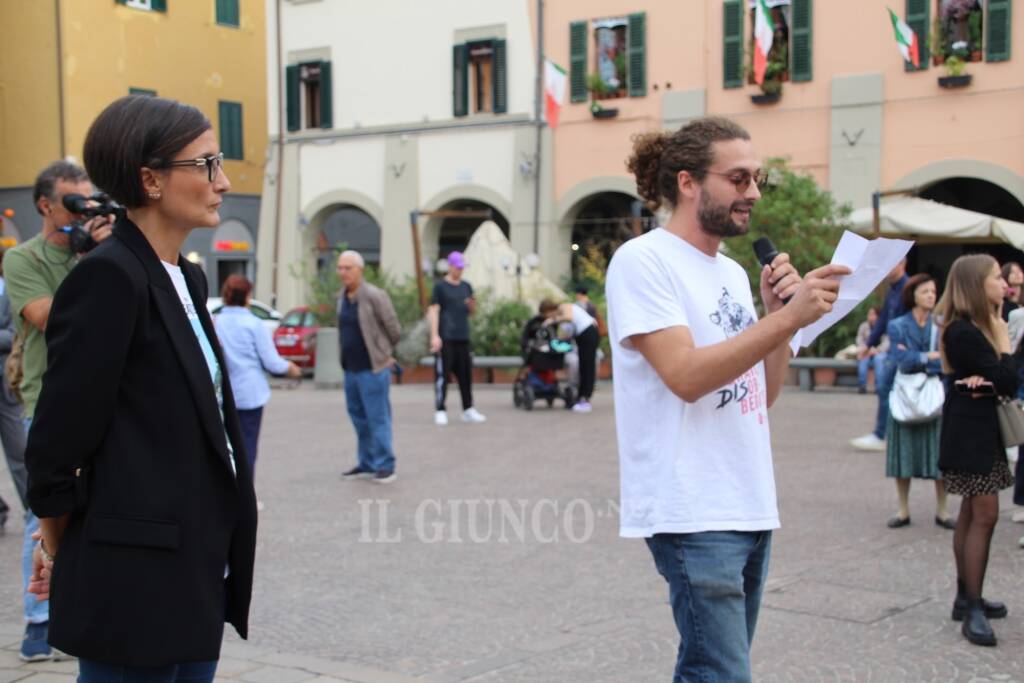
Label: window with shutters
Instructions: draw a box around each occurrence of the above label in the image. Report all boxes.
[747,1,791,85]
[300,62,322,128]
[218,101,243,160]
[129,87,157,96]
[934,0,984,64]
[452,38,507,117]
[216,0,240,27]
[119,0,165,11]
[584,14,644,100]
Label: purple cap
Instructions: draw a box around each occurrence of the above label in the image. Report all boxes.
[447,251,466,269]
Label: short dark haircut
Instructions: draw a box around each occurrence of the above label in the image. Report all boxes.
[901,273,936,311]
[83,95,211,208]
[32,160,89,215]
[627,116,751,211]
[221,275,253,306]
[573,284,589,296]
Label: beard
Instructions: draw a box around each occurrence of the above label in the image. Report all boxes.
[697,192,751,238]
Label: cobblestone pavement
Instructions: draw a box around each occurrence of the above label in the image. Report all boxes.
[0,382,1022,682]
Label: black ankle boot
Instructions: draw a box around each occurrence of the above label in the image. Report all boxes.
[961,599,997,646]
[952,580,1008,621]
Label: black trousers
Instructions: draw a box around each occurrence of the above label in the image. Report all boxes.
[435,340,473,411]
[576,325,600,400]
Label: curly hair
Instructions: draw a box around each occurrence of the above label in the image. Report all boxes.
[625,117,750,211]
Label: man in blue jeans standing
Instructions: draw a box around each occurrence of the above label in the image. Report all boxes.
[850,259,908,452]
[608,117,848,681]
[336,251,402,484]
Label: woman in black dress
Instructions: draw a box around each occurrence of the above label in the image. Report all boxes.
[937,253,1017,646]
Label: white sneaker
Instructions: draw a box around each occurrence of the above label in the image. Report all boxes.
[461,407,487,423]
[1012,509,1024,524]
[434,410,448,426]
[850,433,885,451]
[571,400,592,413]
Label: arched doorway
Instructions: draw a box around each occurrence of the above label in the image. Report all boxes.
[313,204,382,272]
[433,199,509,269]
[911,177,1024,280]
[566,192,654,279]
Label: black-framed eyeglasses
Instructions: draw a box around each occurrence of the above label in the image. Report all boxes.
[160,152,224,182]
[705,169,769,193]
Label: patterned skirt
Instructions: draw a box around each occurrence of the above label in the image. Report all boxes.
[885,415,941,479]
[944,455,1015,497]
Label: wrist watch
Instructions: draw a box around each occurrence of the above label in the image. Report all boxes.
[37,538,55,564]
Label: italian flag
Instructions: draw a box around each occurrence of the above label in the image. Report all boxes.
[752,0,775,85]
[544,59,567,128]
[888,8,919,68]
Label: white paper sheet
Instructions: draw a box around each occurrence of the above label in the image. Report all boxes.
[789,231,914,355]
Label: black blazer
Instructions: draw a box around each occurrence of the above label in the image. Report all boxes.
[938,319,1018,474]
[25,218,257,666]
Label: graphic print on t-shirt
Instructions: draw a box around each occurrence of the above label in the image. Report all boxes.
[708,287,754,338]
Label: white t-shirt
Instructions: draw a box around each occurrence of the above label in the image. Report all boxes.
[570,302,596,336]
[162,262,236,477]
[606,228,779,537]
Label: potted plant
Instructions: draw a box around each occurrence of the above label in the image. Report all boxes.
[938,41,973,88]
[586,73,619,118]
[749,43,787,105]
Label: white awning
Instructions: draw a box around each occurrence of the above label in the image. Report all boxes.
[849,196,1024,249]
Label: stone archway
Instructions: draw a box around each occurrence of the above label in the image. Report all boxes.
[421,185,513,269]
[308,204,383,272]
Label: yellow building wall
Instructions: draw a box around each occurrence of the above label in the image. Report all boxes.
[59,0,267,194]
[0,1,63,187]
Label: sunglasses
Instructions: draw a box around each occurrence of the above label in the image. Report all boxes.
[161,152,225,183]
[705,169,770,192]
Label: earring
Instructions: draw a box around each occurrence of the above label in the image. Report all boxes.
[148,192,161,200]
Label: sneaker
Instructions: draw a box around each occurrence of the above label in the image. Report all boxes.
[1012,509,1024,524]
[434,410,449,426]
[461,407,487,423]
[20,622,52,662]
[572,400,593,413]
[341,465,374,480]
[850,433,885,451]
[256,500,266,512]
[373,470,397,484]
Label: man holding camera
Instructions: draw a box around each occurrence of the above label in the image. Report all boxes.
[5,161,111,662]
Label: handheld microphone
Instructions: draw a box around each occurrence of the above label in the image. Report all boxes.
[752,237,790,304]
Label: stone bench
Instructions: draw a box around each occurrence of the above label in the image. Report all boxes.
[418,355,522,383]
[790,357,859,391]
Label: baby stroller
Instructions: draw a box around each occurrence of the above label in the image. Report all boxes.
[512,315,576,410]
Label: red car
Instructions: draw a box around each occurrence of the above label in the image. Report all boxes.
[273,306,320,370]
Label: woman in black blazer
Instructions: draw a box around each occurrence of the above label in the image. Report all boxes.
[937,253,1016,647]
[25,96,257,681]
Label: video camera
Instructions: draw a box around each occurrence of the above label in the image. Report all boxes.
[60,193,123,253]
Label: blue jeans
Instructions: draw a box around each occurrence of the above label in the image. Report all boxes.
[236,407,263,474]
[873,353,895,439]
[857,354,886,390]
[646,531,773,683]
[344,368,395,473]
[78,658,218,682]
[22,417,48,624]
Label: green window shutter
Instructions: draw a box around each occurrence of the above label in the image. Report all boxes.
[569,21,587,102]
[216,0,239,27]
[723,0,743,88]
[115,0,127,4]
[285,65,300,132]
[452,44,468,117]
[218,101,243,160]
[790,0,813,81]
[129,87,156,96]
[986,0,1012,62]
[492,39,508,114]
[904,0,929,71]
[627,12,647,97]
[151,0,166,11]
[318,60,333,129]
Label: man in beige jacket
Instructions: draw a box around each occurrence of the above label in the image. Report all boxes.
[336,250,402,483]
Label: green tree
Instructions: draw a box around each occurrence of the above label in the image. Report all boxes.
[723,157,869,357]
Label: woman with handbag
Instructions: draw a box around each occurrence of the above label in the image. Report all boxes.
[24,95,257,680]
[937,253,1017,647]
[885,274,952,529]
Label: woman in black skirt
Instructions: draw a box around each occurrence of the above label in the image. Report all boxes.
[937,253,1017,646]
